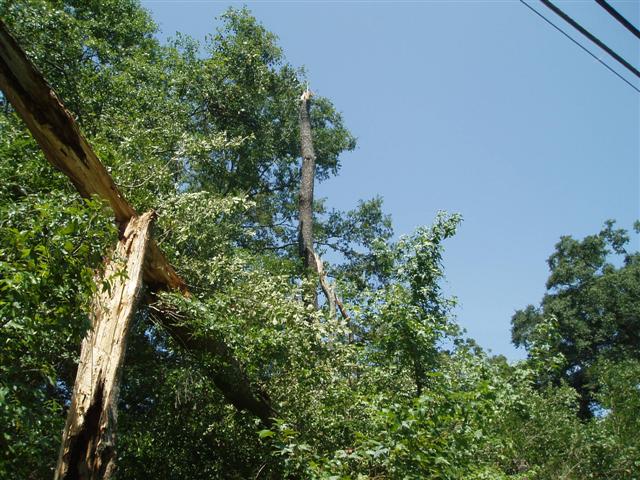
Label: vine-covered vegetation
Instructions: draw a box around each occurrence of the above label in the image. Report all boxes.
[0,1,638,478]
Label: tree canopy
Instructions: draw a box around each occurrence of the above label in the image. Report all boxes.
[512,220,640,418]
[0,1,638,479]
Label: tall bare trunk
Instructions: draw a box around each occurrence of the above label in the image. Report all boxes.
[298,89,318,308]
[298,90,350,321]
[55,212,154,480]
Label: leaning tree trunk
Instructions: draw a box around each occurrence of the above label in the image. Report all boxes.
[54,212,154,480]
[0,19,184,292]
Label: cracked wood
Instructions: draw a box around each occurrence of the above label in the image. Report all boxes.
[54,212,154,480]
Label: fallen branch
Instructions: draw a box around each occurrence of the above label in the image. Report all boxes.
[148,301,277,426]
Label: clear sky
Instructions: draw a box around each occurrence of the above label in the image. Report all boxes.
[141,0,639,360]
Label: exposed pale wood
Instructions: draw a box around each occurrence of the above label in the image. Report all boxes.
[311,250,350,322]
[0,19,274,436]
[0,20,185,293]
[312,250,336,318]
[55,212,154,480]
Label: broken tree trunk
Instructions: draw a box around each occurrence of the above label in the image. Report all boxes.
[55,212,154,480]
[298,89,318,308]
[311,250,350,322]
[312,250,336,318]
[0,19,274,431]
[298,89,349,321]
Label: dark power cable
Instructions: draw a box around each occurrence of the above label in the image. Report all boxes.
[519,0,640,93]
[539,0,640,78]
[595,0,640,40]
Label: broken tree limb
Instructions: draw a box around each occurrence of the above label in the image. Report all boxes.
[148,301,277,427]
[0,20,185,293]
[311,250,350,322]
[334,294,350,323]
[311,250,336,318]
[0,19,274,430]
[55,211,154,480]
[155,316,278,427]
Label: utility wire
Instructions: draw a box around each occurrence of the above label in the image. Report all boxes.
[595,0,640,40]
[519,0,640,93]
[539,0,640,78]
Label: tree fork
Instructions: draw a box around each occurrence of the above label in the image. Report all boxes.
[55,212,154,480]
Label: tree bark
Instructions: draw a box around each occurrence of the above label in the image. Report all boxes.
[55,212,154,480]
[0,19,274,427]
[298,89,318,308]
[0,20,184,293]
[298,90,350,321]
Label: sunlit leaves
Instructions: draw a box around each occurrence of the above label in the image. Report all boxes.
[0,190,115,476]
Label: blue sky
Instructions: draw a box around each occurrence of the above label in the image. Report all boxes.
[141,0,639,360]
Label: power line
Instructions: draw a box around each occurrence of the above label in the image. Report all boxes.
[519,0,640,93]
[539,0,640,79]
[595,0,640,40]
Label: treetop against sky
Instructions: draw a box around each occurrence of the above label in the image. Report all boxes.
[1,2,638,477]
[142,0,639,359]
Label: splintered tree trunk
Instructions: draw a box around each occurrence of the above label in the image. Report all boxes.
[298,89,318,308]
[55,212,154,480]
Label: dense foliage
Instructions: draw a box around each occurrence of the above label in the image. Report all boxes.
[0,1,638,478]
[512,221,640,419]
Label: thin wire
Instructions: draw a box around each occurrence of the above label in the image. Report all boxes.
[539,0,640,78]
[519,0,640,93]
[595,0,640,40]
